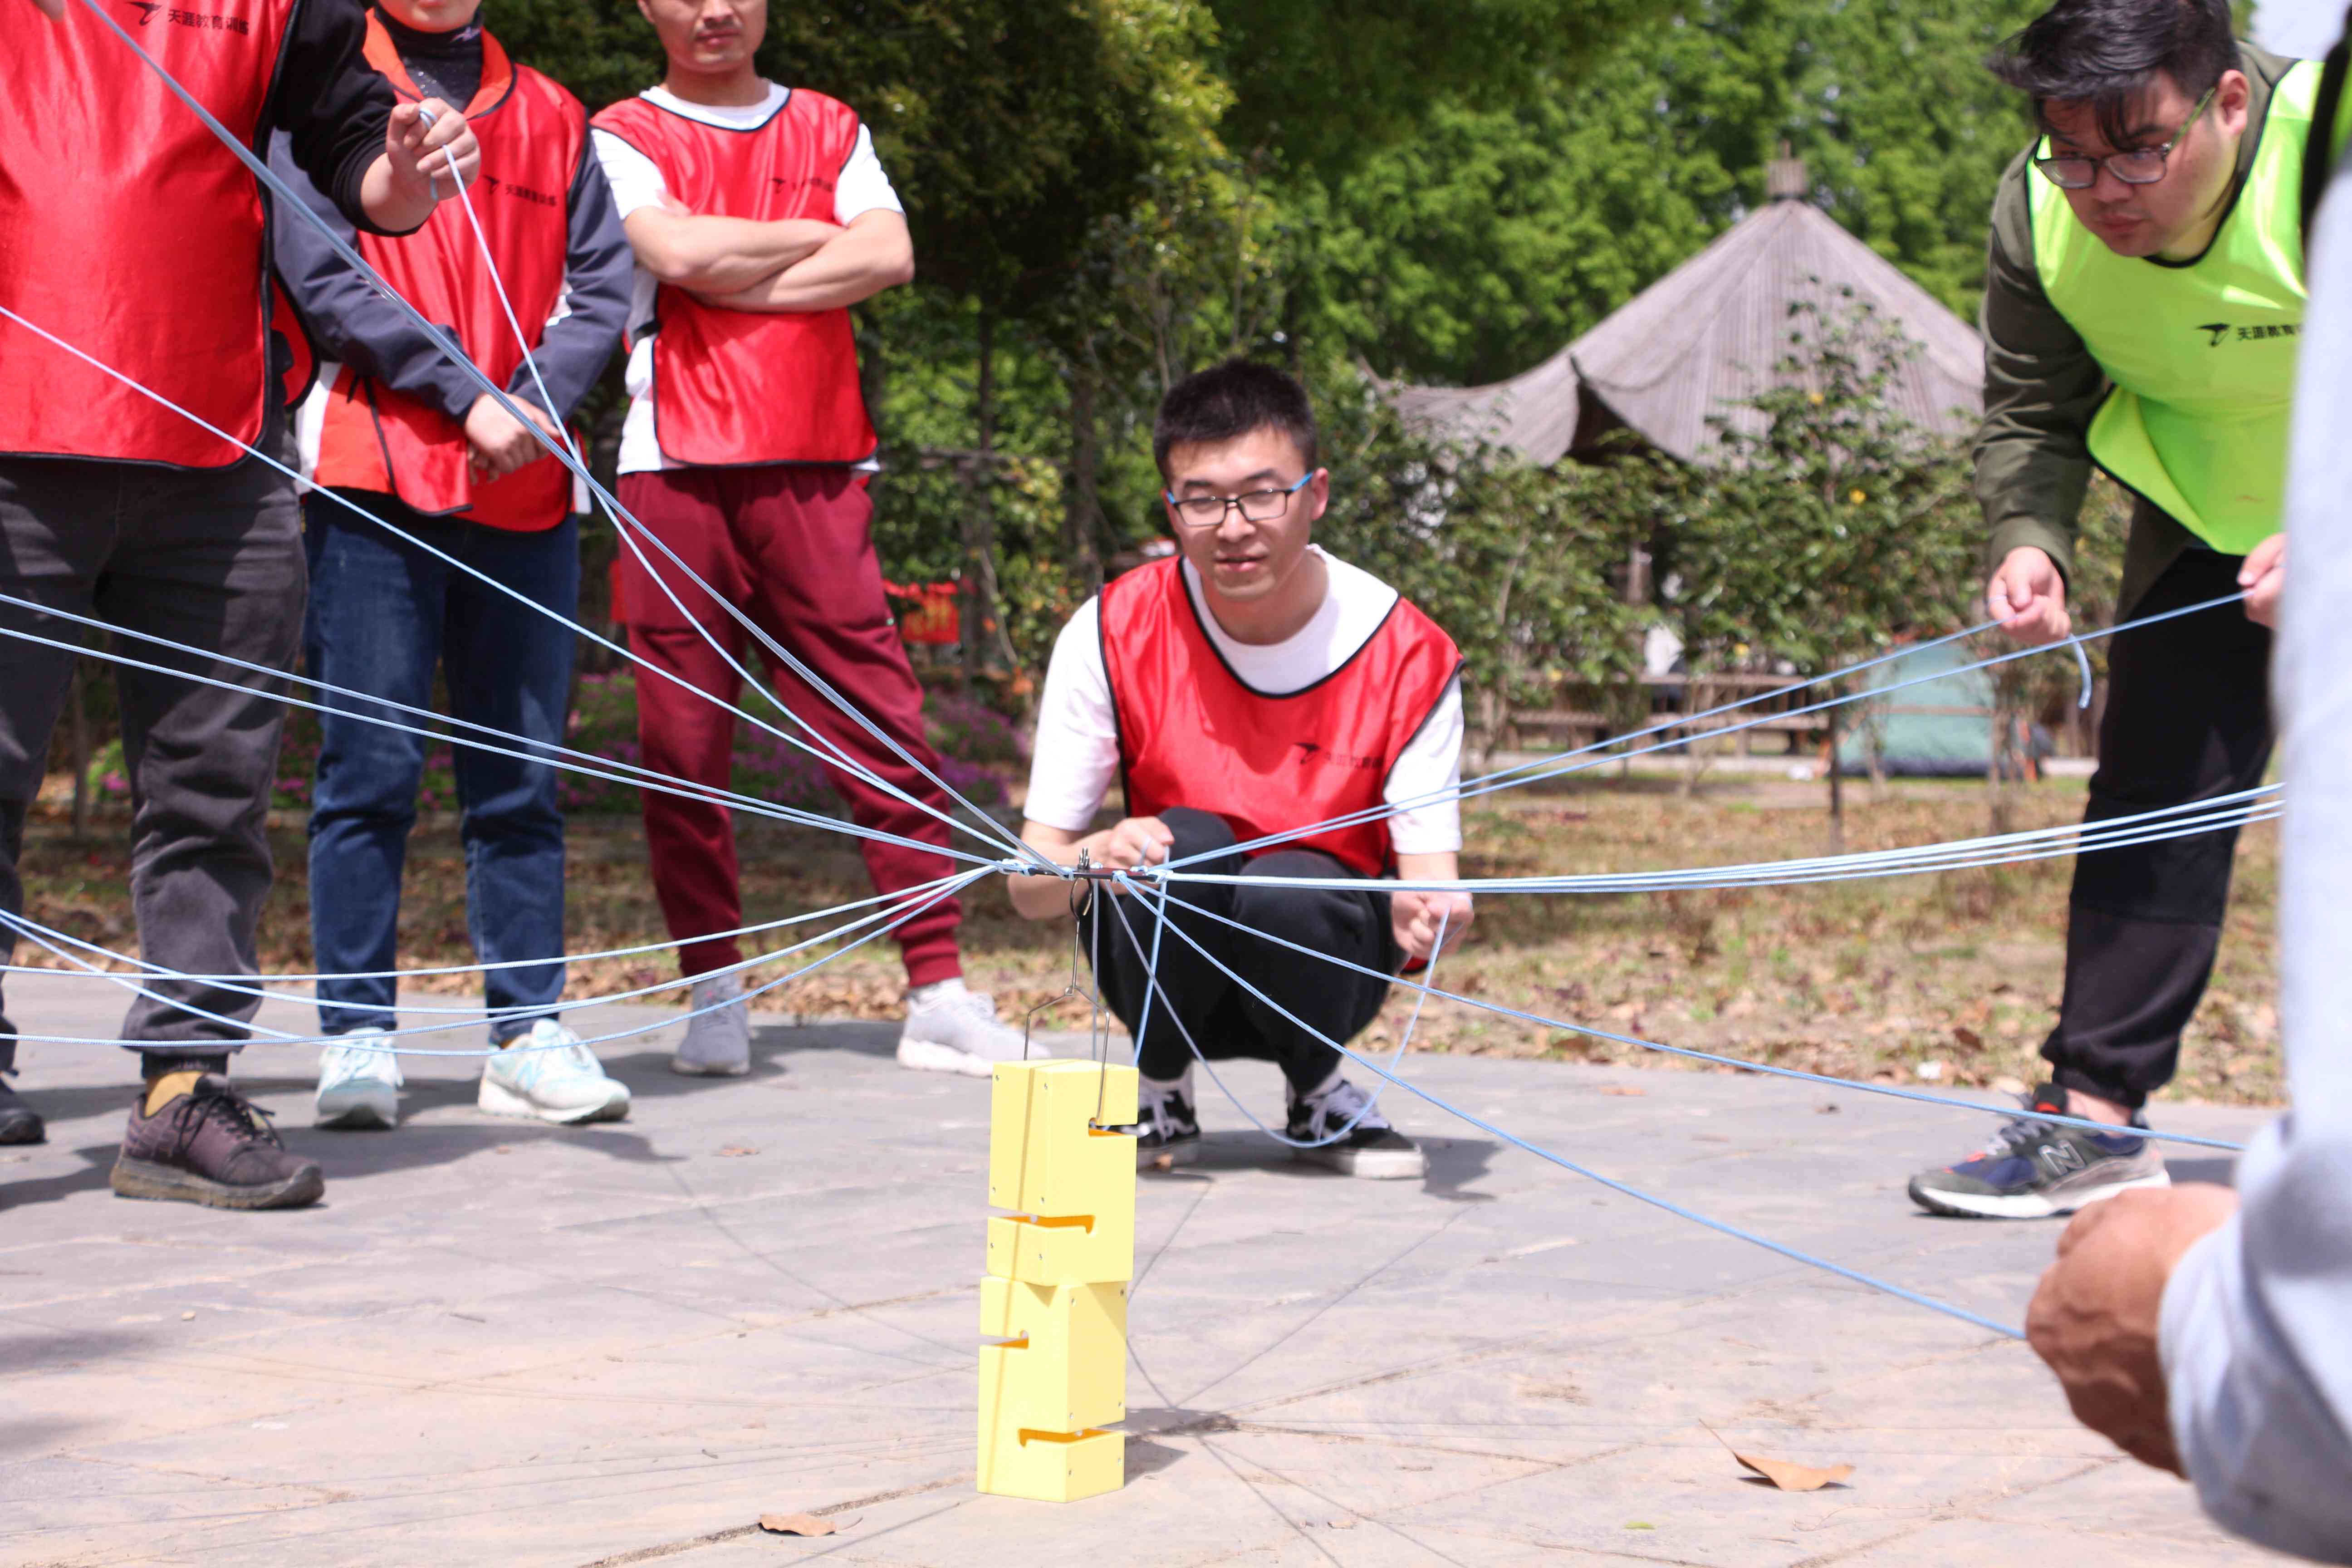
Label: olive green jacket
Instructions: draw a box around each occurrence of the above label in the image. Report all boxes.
[1974,45,2296,618]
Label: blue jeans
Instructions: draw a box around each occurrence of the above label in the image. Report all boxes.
[304,492,578,1044]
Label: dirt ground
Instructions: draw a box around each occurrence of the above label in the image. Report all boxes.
[12,768,2283,1111]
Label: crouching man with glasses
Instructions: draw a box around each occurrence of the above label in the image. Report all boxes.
[1908,0,2352,1221]
[1008,361,1473,1180]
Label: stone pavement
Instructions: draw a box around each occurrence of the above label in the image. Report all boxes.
[0,970,2290,1567]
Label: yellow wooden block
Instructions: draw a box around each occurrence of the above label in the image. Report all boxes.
[978,1278,1127,1433]
[988,1061,1138,1220]
[985,1208,1135,1286]
[975,1424,1124,1503]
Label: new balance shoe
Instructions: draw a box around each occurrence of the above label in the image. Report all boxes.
[0,1077,44,1145]
[112,1074,323,1210]
[315,1036,402,1129]
[1132,1071,1202,1170]
[1908,1083,2170,1219]
[897,979,1033,1078]
[1287,1074,1426,1180]
[673,974,752,1077]
[480,1021,631,1125]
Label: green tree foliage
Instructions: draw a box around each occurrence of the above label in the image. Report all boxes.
[1314,382,1651,741]
[1200,0,1645,179]
[1670,294,1981,819]
[1308,0,2043,387]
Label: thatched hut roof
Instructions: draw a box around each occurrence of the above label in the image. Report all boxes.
[1387,184,1984,466]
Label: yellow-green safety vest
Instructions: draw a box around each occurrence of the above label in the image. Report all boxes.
[2031,60,2325,556]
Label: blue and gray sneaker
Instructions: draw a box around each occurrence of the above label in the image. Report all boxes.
[1908,1083,2169,1219]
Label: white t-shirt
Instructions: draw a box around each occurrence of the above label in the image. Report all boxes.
[588,83,903,475]
[1024,550,1465,857]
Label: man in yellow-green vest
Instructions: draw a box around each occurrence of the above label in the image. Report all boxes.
[1911,0,2352,1221]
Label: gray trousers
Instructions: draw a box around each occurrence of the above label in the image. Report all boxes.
[0,453,304,1069]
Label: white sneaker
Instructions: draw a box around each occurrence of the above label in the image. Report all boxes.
[315,1036,402,1129]
[1287,1075,1426,1180]
[897,980,1035,1078]
[673,974,751,1076]
[479,1020,631,1124]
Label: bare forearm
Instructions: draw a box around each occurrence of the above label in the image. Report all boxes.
[1009,823,1107,921]
[698,216,914,313]
[1394,852,1459,886]
[624,210,839,293]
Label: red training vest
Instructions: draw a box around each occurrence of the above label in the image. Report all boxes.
[307,14,581,530]
[0,0,297,467]
[1100,558,1463,878]
[590,89,879,468]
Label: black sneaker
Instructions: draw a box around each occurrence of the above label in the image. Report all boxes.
[1132,1073,1201,1171]
[0,1077,43,1145]
[1288,1076,1426,1180]
[1908,1083,2168,1220]
[112,1074,324,1210]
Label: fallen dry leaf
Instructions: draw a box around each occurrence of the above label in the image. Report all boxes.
[1952,1026,1985,1052]
[758,1512,853,1537]
[1734,1452,1853,1492]
[1599,1085,1645,1098]
[717,1146,759,1158]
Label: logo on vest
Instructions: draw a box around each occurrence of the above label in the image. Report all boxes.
[1292,740,1379,771]
[2196,321,2299,347]
[122,0,251,30]
[769,175,838,195]
[475,174,561,210]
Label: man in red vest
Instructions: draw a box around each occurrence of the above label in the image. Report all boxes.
[0,0,477,1207]
[272,0,633,1131]
[592,0,1029,1079]
[1011,363,1475,1179]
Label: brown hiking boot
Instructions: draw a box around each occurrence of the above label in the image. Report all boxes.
[112,1074,324,1210]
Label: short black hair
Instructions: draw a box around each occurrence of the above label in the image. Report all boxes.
[1989,0,2240,149]
[1152,359,1319,480]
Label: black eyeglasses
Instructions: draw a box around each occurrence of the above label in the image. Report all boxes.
[2034,86,2215,190]
[1162,472,1315,529]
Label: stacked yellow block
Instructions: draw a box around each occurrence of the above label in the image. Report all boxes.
[979,1059,1138,1503]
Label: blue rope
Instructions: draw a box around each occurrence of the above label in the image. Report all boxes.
[0,870,988,1057]
[1151,887,2249,1153]
[0,586,999,870]
[1173,593,2247,871]
[1123,878,2025,1340]
[1098,881,1446,1147]
[1146,786,2281,897]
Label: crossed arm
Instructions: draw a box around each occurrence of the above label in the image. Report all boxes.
[619,203,914,312]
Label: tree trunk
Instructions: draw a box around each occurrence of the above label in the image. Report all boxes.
[1826,703,1845,848]
[1064,358,1104,599]
[68,658,91,839]
[960,303,998,694]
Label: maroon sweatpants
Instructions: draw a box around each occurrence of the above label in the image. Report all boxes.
[616,466,962,987]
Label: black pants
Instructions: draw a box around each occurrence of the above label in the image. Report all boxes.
[1086,808,1398,1097]
[2044,549,2273,1109]
[0,454,304,1070]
